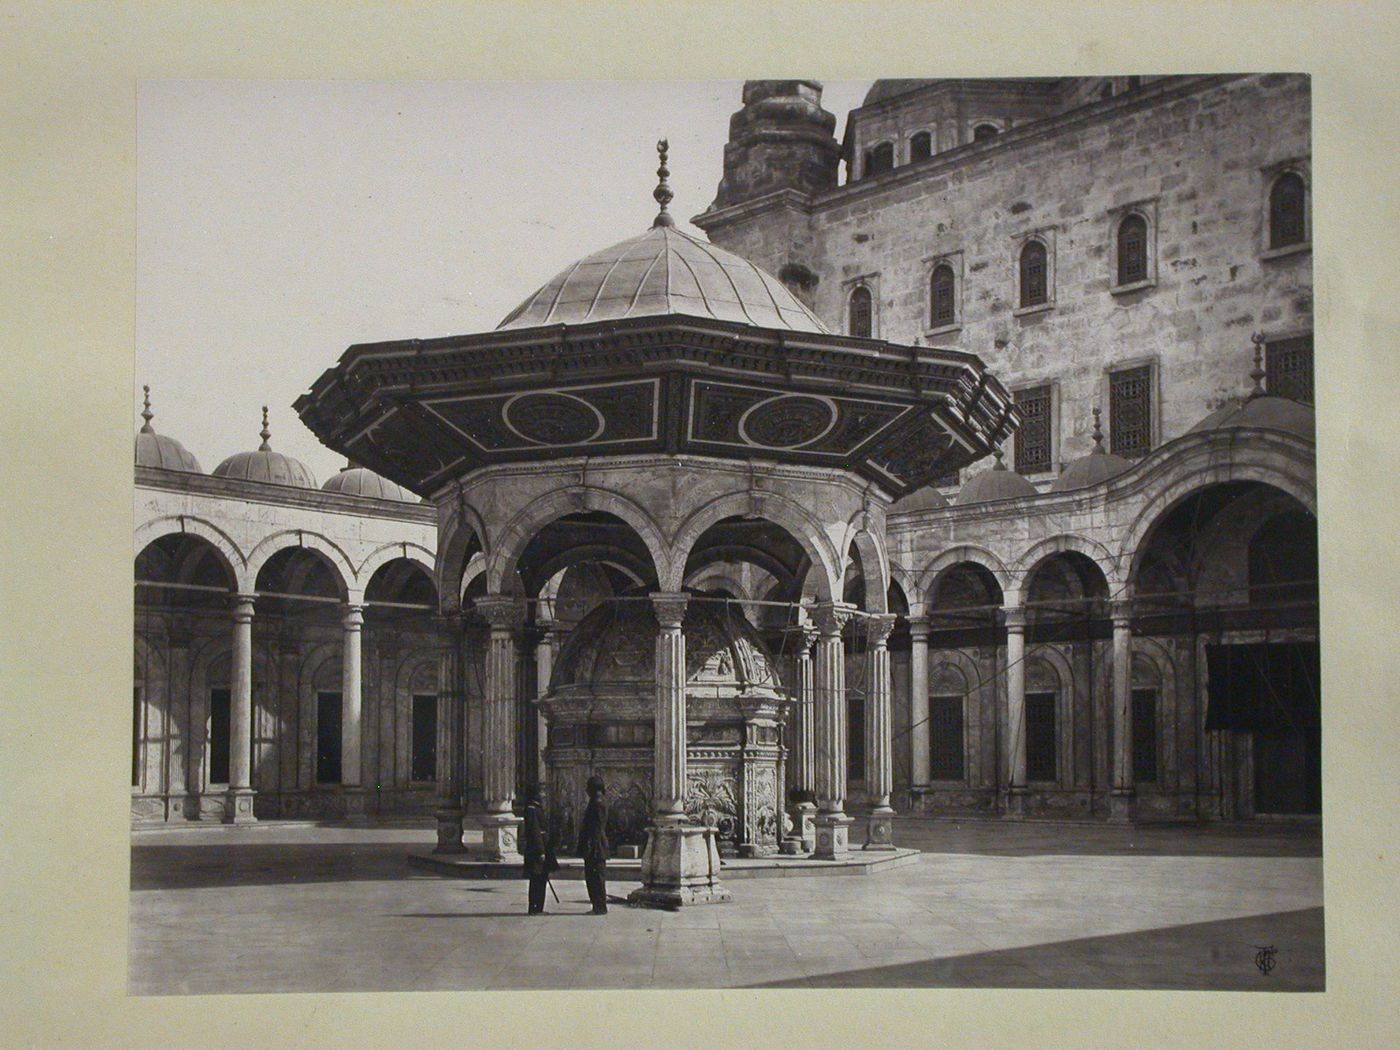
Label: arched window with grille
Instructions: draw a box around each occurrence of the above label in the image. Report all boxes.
[1117,213,1149,285]
[1019,239,1048,307]
[1269,172,1307,249]
[930,263,956,328]
[863,142,894,177]
[848,285,873,338]
[910,131,932,162]
[972,123,999,143]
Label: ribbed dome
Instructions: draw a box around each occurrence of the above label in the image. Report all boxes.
[889,484,951,514]
[321,464,414,502]
[212,407,318,489]
[550,588,780,694]
[1189,395,1314,441]
[1051,411,1132,492]
[134,386,202,473]
[497,224,829,334]
[954,449,1038,505]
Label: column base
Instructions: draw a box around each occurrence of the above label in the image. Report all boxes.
[479,813,523,861]
[341,786,370,824]
[221,788,257,825]
[812,813,853,859]
[863,806,897,851]
[432,805,466,854]
[1004,788,1028,820]
[627,824,731,908]
[1108,790,1137,824]
[789,801,817,853]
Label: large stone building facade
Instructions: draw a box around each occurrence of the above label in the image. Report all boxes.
[134,75,1318,833]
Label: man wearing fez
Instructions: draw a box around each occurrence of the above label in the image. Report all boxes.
[577,775,610,914]
[521,784,556,915]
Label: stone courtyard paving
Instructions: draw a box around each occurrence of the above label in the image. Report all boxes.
[129,819,1322,994]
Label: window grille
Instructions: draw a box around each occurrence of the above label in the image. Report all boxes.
[1014,385,1053,473]
[848,286,873,338]
[1025,692,1057,782]
[1117,213,1149,285]
[1020,240,1048,307]
[209,687,231,785]
[1109,365,1153,457]
[1132,689,1158,784]
[930,264,956,327]
[1266,335,1314,404]
[910,131,932,161]
[411,694,437,782]
[1269,173,1306,248]
[316,690,343,784]
[930,695,965,780]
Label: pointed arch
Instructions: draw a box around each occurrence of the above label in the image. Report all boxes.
[357,542,437,589]
[1014,534,1120,592]
[916,545,1013,607]
[246,531,356,600]
[134,516,247,591]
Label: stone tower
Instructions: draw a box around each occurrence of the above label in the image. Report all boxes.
[711,80,840,209]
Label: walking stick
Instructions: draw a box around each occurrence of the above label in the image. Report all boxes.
[546,877,560,904]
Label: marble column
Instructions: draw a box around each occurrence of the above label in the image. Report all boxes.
[811,602,854,858]
[476,595,525,861]
[1109,598,1136,823]
[340,602,367,820]
[787,624,817,851]
[651,592,689,822]
[863,614,898,849]
[223,593,257,824]
[1003,605,1028,819]
[433,617,467,853]
[908,616,931,790]
[533,619,555,789]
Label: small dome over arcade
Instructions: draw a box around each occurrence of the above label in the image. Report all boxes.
[498,140,829,335]
[134,385,202,473]
[321,462,414,502]
[213,406,318,489]
[954,448,1038,505]
[888,484,950,514]
[1188,336,1315,441]
[1051,408,1132,492]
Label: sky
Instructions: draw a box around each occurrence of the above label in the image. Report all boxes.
[137,79,873,485]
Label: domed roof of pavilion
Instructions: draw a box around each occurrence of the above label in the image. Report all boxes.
[321,462,414,501]
[549,589,782,695]
[134,386,202,473]
[1189,394,1314,441]
[863,80,943,105]
[1051,409,1132,492]
[954,448,1038,505]
[497,224,829,334]
[212,407,318,489]
[498,141,828,335]
[888,483,950,514]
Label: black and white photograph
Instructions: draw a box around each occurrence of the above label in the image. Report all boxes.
[6,3,1399,1046]
[131,74,1323,993]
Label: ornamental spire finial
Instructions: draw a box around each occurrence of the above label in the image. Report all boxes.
[140,384,154,434]
[1248,331,1267,399]
[651,138,675,228]
[258,405,272,451]
[1091,406,1105,453]
[992,445,1007,470]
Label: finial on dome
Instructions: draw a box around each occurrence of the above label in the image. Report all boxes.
[651,138,675,228]
[1248,331,1267,400]
[258,405,272,451]
[342,458,354,472]
[1090,406,1106,453]
[992,446,1007,470]
[140,384,154,434]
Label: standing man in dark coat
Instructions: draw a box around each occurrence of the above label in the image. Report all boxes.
[577,774,610,914]
[521,785,554,915]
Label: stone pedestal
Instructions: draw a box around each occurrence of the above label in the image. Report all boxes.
[863,806,896,851]
[221,787,257,825]
[779,837,803,855]
[1108,790,1137,824]
[628,823,731,908]
[791,800,817,852]
[480,813,523,861]
[812,813,853,859]
[1005,787,1028,820]
[433,805,466,854]
[342,786,369,824]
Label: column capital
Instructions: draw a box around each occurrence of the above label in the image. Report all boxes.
[811,601,856,638]
[794,622,818,654]
[1001,605,1027,631]
[474,594,527,631]
[1109,598,1134,625]
[341,602,365,628]
[866,613,898,647]
[229,592,256,620]
[649,591,689,629]
[906,616,931,642]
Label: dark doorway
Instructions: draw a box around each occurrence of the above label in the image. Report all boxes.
[317,691,342,784]
[209,687,231,784]
[1255,726,1322,815]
